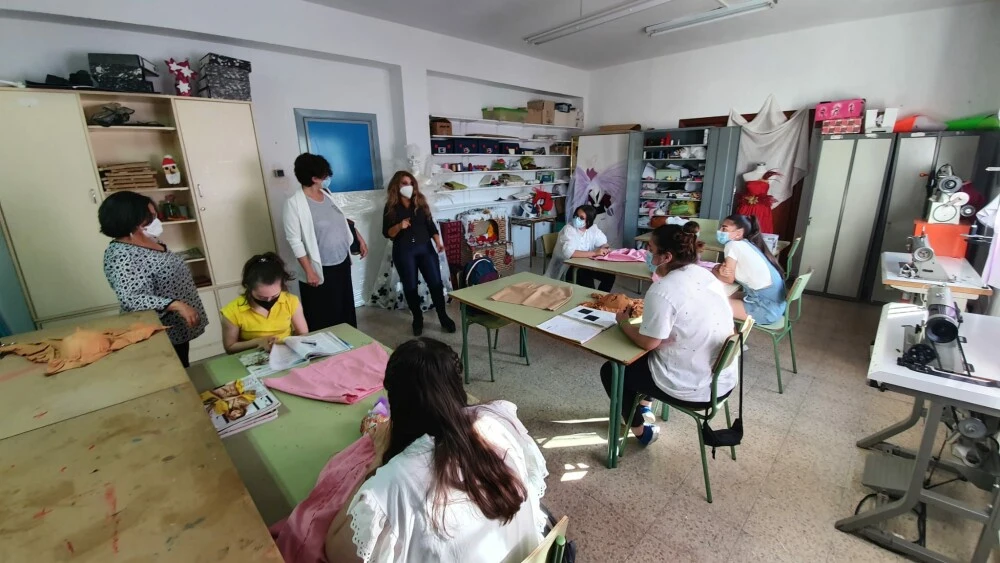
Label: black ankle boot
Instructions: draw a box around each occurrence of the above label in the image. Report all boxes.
[403,289,423,336]
[412,312,423,336]
[429,284,456,333]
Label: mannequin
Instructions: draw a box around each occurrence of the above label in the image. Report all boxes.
[737,164,779,234]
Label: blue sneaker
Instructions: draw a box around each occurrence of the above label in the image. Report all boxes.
[639,405,656,425]
[637,424,660,447]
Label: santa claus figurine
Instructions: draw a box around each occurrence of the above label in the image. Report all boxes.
[162,155,182,185]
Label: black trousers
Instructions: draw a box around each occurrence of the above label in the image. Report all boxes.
[172,342,190,368]
[600,354,728,427]
[569,267,615,292]
[299,258,357,330]
[393,241,442,294]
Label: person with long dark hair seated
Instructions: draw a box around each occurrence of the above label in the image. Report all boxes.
[601,224,737,445]
[325,337,547,562]
[545,204,613,290]
[220,253,308,354]
[712,213,786,325]
[99,191,206,368]
[382,171,455,336]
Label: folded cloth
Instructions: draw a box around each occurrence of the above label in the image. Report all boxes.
[0,323,166,375]
[270,435,377,563]
[489,282,573,311]
[593,248,647,262]
[264,342,388,403]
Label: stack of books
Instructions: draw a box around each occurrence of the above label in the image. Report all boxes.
[200,376,280,438]
[99,162,159,191]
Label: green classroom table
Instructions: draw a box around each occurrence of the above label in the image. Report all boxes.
[186,324,383,525]
[565,256,652,291]
[449,272,647,470]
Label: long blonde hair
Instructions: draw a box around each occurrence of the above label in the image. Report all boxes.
[385,171,429,221]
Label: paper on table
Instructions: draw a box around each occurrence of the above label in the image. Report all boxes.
[562,305,616,329]
[537,316,604,344]
[269,344,308,372]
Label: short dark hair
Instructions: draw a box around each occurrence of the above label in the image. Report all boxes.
[241,252,293,302]
[574,204,597,228]
[293,153,332,187]
[98,191,155,238]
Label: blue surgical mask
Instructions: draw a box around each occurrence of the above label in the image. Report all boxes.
[645,252,657,273]
[321,176,332,189]
[572,217,586,229]
[716,230,730,245]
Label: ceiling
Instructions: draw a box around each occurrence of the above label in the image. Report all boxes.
[309,0,985,70]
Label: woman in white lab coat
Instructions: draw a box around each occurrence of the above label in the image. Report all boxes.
[545,205,614,290]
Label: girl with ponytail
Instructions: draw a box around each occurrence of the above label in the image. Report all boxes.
[601,224,739,447]
[713,214,787,324]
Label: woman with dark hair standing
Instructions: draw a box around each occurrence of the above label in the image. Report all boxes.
[712,213,786,325]
[382,171,454,336]
[284,153,368,330]
[545,204,613,290]
[325,337,547,562]
[601,224,736,446]
[220,252,308,354]
[99,191,207,367]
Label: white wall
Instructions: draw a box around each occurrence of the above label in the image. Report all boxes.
[588,2,1000,129]
[427,73,581,119]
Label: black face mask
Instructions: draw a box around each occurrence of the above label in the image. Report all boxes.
[252,296,279,311]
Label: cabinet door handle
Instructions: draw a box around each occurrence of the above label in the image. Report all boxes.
[90,189,98,204]
[200,206,206,212]
[197,184,205,197]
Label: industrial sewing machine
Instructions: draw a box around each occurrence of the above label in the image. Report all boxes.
[897,233,955,283]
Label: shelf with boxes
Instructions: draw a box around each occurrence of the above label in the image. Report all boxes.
[431,112,582,130]
[433,168,570,176]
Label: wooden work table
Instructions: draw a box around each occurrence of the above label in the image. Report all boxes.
[0,382,281,562]
[0,311,188,440]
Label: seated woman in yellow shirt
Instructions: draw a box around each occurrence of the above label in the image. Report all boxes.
[221,253,308,354]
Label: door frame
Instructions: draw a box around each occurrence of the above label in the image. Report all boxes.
[293,109,383,192]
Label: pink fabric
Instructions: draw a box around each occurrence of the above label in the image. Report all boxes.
[264,342,388,404]
[593,248,647,262]
[270,436,376,563]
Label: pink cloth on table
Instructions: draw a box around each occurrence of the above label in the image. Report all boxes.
[270,436,376,563]
[593,248,647,262]
[264,342,388,404]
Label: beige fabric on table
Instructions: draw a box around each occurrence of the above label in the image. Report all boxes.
[489,282,573,311]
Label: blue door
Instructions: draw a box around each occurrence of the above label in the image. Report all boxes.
[295,109,382,193]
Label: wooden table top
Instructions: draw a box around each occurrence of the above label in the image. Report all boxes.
[0,311,189,441]
[565,256,652,282]
[0,382,281,562]
[449,272,647,366]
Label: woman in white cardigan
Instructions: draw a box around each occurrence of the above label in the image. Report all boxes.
[283,153,368,330]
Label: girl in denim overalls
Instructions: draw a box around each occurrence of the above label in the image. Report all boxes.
[712,214,786,325]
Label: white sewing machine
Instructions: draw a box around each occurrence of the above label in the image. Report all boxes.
[898,234,954,283]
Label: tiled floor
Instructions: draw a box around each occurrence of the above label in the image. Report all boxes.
[356,259,996,562]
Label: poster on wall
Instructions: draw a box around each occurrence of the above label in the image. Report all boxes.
[569,134,629,249]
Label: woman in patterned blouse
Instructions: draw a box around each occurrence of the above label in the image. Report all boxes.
[98,191,207,367]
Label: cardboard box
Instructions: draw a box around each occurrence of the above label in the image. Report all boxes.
[554,109,579,127]
[527,100,555,125]
[430,119,452,136]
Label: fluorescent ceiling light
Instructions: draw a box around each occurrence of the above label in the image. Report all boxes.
[646,0,776,37]
[525,0,676,45]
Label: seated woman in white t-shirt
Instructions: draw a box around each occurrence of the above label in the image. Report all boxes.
[712,214,786,325]
[545,204,614,291]
[324,337,548,563]
[601,224,737,445]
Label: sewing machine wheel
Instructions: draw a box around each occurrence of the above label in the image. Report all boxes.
[958,417,988,440]
[902,343,936,365]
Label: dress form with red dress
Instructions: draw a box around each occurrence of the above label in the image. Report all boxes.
[737,180,775,234]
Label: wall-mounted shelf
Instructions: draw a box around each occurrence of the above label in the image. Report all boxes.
[431,135,571,144]
[644,158,706,162]
[103,186,190,194]
[433,153,570,158]
[430,114,581,131]
[88,126,177,132]
[433,168,570,176]
[643,144,706,149]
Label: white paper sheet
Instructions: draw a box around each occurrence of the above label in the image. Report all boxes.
[268,343,308,372]
[537,316,604,344]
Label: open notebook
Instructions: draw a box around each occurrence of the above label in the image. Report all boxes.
[239,332,353,376]
[537,306,617,344]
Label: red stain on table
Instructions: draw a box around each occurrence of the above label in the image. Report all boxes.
[104,484,120,554]
[88,445,95,451]
[60,466,67,473]
[65,540,75,555]
[33,411,48,419]
[33,507,52,519]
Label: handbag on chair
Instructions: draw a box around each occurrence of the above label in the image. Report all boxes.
[701,331,745,458]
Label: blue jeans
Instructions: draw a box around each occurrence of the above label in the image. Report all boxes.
[393,241,442,294]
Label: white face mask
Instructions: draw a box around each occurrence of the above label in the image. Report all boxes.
[399,184,414,199]
[143,217,164,237]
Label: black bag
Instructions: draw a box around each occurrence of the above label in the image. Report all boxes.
[348,219,361,255]
[701,331,745,459]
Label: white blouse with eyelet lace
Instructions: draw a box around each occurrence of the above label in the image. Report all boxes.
[347,401,548,563]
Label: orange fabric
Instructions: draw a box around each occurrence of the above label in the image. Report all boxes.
[0,323,166,375]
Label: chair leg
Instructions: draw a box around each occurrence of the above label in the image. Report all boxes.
[461,304,470,385]
[696,418,713,503]
[493,329,499,350]
[619,395,643,459]
[662,403,670,421]
[520,326,530,366]
[788,328,798,374]
[771,334,784,394]
[725,402,736,461]
[485,328,495,383]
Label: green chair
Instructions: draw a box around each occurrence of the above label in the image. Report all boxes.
[751,270,812,394]
[463,309,529,384]
[782,236,802,281]
[540,233,558,274]
[520,515,569,563]
[619,318,754,504]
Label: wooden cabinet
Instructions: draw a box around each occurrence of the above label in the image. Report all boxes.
[174,100,274,286]
[0,91,117,320]
[188,288,222,362]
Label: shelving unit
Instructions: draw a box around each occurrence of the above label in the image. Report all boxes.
[432,153,570,157]
[430,114,581,131]
[88,126,177,132]
[433,167,569,176]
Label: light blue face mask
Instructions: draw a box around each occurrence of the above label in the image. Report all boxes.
[573,216,586,229]
[645,251,657,273]
[716,230,730,245]
[321,176,333,190]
